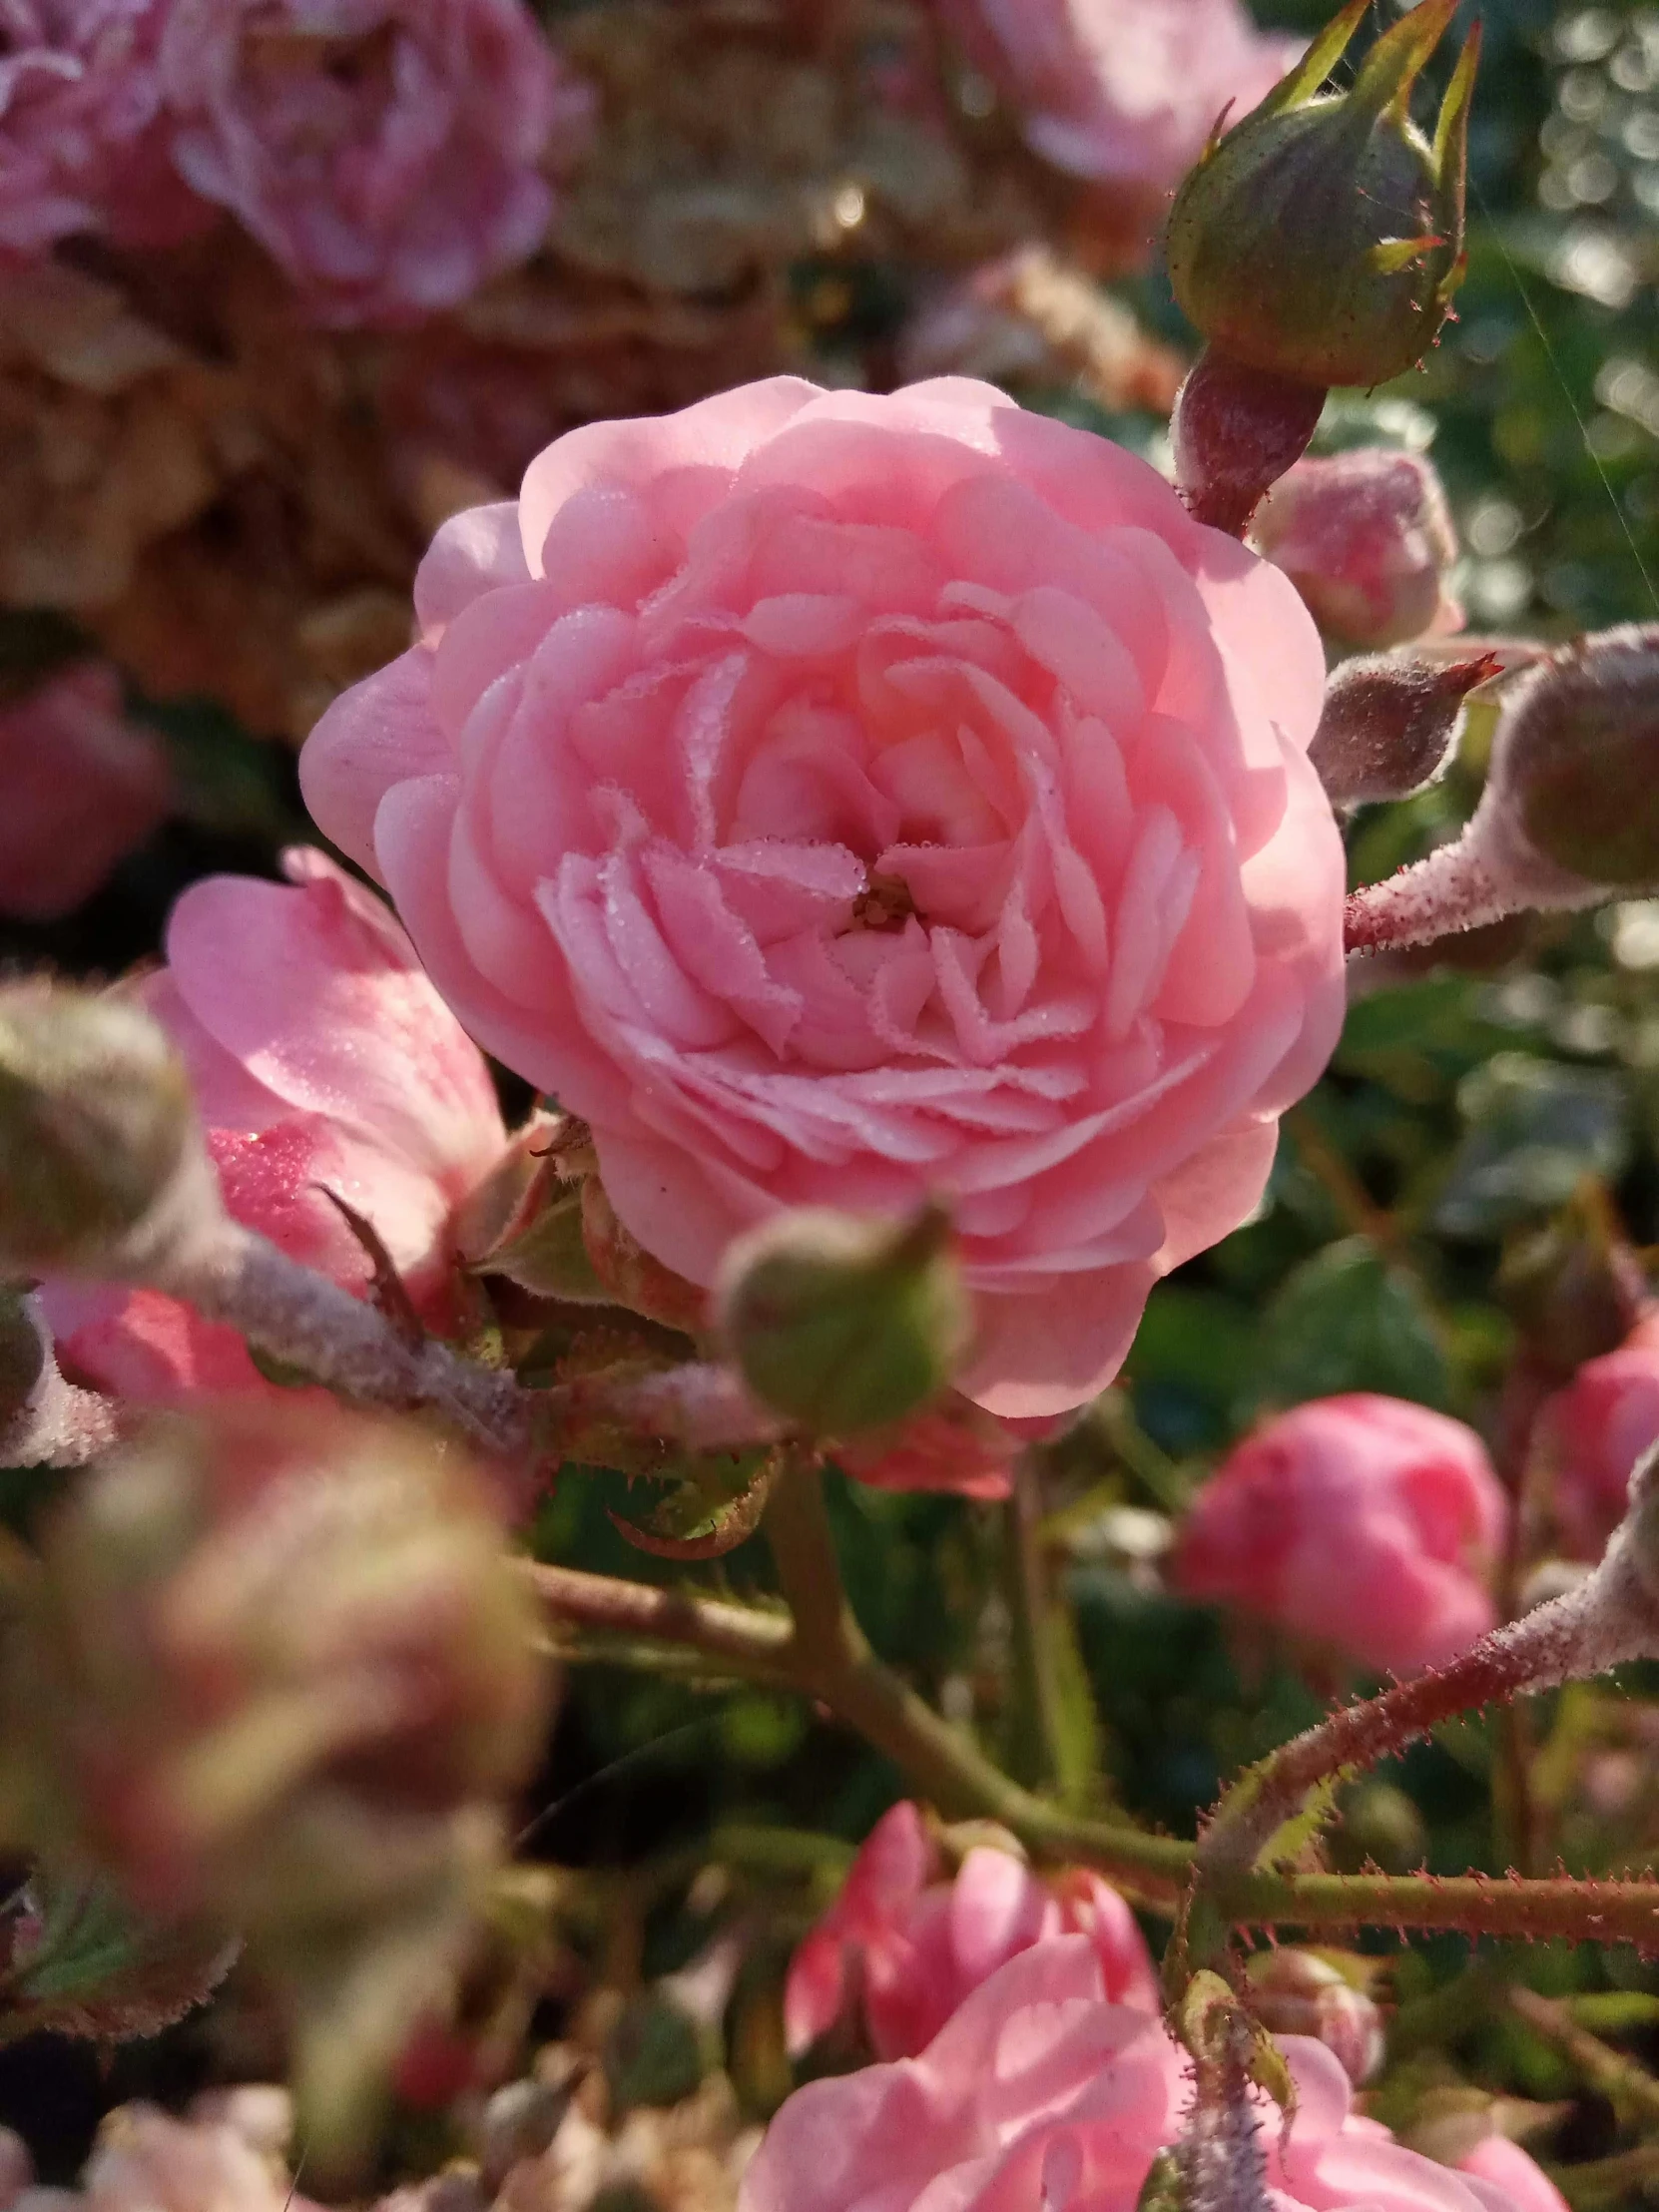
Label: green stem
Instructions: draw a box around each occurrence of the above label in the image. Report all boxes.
[1508,1983,1659,2125]
[1001,1454,1067,1791]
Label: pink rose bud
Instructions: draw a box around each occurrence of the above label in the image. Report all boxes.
[36,850,508,1404]
[1536,1312,1659,1561]
[1309,650,1499,810]
[158,0,594,327]
[748,1938,1535,2212]
[0,984,218,1278]
[1247,1950,1384,2087]
[5,1395,550,1936]
[784,1802,1156,2061]
[0,666,172,922]
[1168,0,1477,391]
[717,1204,969,1437]
[300,377,1348,1421]
[1252,450,1462,650]
[933,0,1302,199]
[1171,1393,1508,1677]
[1346,623,1659,956]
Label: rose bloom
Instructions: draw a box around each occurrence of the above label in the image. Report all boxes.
[38,848,507,1401]
[785,1800,1156,2059]
[1171,1393,1508,1677]
[935,0,1301,195]
[0,664,172,921]
[158,0,593,326]
[300,376,1346,1419]
[1251,450,1464,651]
[1536,1310,1659,1561]
[748,1937,1541,2212]
[0,0,208,258]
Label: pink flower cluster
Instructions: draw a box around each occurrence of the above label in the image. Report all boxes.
[749,1936,1548,2212]
[0,664,172,921]
[301,376,1347,1419]
[784,1801,1156,2059]
[0,0,589,323]
[1537,1310,1659,1560]
[1172,1393,1508,1677]
[40,849,508,1400]
[937,0,1302,194]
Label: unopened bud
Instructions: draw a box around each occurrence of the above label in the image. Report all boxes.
[716,1202,969,1436]
[1311,651,1497,809]
[1168,0,1477,390]
[1498,1192,1648,1382]
[1330,1778,1426,1874]
[1253,449,1461,648]
[0,985,216,1276]
[1247,1949,1384,2086]
[1171,348,1325,538]
[1347,624,1659,956]
[6,1398,550,1937]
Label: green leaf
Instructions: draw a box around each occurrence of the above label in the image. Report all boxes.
[1435,1054,1631,1238]
[1248,1237,1450,1412]
[1,1864,235,2044]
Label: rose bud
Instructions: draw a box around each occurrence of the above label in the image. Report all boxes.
[1347,624,1659,955]
[0,985,220,1280]
[1247,1950,1384,2087]
[717,1203,969,1437]
[1167,0,1477,392]
[1253,450,1461,649]
[1309,650,1498,810]
[5,1396,550,1953]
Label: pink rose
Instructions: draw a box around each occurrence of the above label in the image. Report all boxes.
[749,1936,1534,2212]
[39,848,507,1401]
[935,0,1302,194]
[1252,450,1464,651]
[1171,1393,1508,1677]
[158,0,593,326]
[1536,1311,1659,1560]
[0,0,207,257]
[784,1801,1156,2059]
[300,376,1346,1419]
[0,664,172,921]
[1457,2138,1571,2212]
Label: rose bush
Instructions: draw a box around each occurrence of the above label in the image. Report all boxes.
[936,0,1301,194]
[38,849,506,1400]
[158,0,592,325]
[784,1800,1155,2058]
[1171,1392,1508,1676]
[747,1936,1541,2212]
[300,376,1346,1418]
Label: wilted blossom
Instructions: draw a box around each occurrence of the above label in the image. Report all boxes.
[749,1936,1541,2212]
[0,1,208,259]
[784,1801,1156,2058]
[1537,1311,1659,1561]
[0,663,172,921]
[1171,1392,1508,1676]
[936,0,1302,196]
[300,376,1346,1419]
[158,0,594,327]
[1252,450,1463,651]
[38,848,507,1401]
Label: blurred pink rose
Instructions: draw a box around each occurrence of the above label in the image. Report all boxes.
[0,665,172,921]
[1252,450,1464,651]
[300,376,1346,1419]
[158,0,593,326]
[1536,1310,1659,1560]
[1171,1392,1508,1677]
[784,1802,1156,2059]
[750,1936,1533,2212]
[39,848,507,1400]
[0,0,208,256]
[936,0,1302,194]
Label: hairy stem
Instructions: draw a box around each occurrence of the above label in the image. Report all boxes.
[1001,1453,1068,1791]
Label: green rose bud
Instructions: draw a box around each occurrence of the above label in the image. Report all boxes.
[1167,0,1477,390]
[716,1202,969,1436]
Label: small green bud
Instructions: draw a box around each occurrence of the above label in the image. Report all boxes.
[716,1202,970,1436]
[0,985,205,1274]
[1167,0,1478,389]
